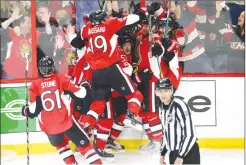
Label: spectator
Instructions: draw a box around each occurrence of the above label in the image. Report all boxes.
[1,1,27,21]
[227,11,245,72]
[234,11,245,42]
[227,1,245,25]
[168,2,215,73]
[54,19,78,77]
[204,2,233,72]
[75,0,99,31]
[48,1,75,21]
[107,0,119,16]
[36,2,57,65]
[1,7,35,79]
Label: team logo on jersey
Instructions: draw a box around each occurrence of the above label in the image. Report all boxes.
[19,40,32,62]
[80,140,85,145]
[167,114,173,123]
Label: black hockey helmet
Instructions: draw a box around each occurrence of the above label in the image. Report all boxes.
[38,56,55,77]
[89,10,107,26]
[155,78,173,90]
[142,16,158,27]
[119,35,132,48]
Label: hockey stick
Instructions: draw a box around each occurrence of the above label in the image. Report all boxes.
[24,54,30,165]
[147,2,164,79]
[98,0,107,11]
[155,0,172,80]
[102,0,107,11]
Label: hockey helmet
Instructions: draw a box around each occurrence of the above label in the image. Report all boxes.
[89,10,107,26]
[38,56,56,77]
[119,35,132,48]
[155,78,173,90]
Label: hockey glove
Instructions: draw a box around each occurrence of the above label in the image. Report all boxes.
[132,63,139,73]
[134,9,147,23]
[139,69,153,82]
[148,2,161,15]
[22,105,30,117]
[161,38,175,62]
[152,42,164,57]
[79,114,97,132]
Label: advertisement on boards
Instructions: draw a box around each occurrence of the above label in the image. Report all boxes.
[174,80,217,126]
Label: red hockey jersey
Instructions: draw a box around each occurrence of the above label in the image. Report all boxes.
[81,15,139,70]
[29,73,86,134]
[112,49,133,98]
[150,38,182,89]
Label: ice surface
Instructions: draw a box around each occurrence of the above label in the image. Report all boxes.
[3,149,244,165]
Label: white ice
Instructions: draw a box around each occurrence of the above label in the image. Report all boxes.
[2,149,244,165]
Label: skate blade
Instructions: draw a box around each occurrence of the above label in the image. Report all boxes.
[101,157,115,163]
[105,148,125,154]
[123,119,143,131]
[139,149,151,155]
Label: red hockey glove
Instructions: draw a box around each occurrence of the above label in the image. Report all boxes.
[79,115,97,132]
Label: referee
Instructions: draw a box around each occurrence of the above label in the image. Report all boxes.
[155,78,200,165]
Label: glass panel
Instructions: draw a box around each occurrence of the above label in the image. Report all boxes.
[1,1,33,80]
[36,1,79,78]
[34,0,244,76]
[172,1,245,73]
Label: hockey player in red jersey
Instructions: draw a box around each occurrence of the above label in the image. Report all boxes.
[106,35,134,152]
[131,17,165,152]
[133,7,182,152]
[78,10,145,131]
[21,57,102,165]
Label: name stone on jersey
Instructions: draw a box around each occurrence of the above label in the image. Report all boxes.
[41,80,56,88]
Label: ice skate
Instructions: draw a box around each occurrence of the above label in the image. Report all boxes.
[93,143,115,162]
[123,111,143,131]
[105,137,125,153]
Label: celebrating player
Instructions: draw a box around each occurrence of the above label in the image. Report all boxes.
[78,10,145,131]
[22,57,102,165]
[106,35,135,152]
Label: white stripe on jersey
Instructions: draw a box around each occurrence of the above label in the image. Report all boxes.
[109,34,118,57]
[106,101,112,119]
[116,64,135,93]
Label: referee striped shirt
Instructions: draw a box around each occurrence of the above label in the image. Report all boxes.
[159,97,197,158]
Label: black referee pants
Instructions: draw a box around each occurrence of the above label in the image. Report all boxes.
[169,143,200,165]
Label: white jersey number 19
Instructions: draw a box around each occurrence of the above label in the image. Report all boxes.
[89,35,107,53]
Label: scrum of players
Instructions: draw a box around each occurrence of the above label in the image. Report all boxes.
[22,2,186,165]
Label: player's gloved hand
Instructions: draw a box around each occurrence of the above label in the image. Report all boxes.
[134,8,147,22]
[132,63,139,73]
[152,42,164,57]
[148,2,161,15]
[79,115,97,133]
[21,104,30,117]
[125,24,141,35]
[139,69,153,82]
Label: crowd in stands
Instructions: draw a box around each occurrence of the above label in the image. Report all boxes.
[0,0,245,80]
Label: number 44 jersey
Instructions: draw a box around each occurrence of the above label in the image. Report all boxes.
[81,15,140,70]
[28,74,86,135]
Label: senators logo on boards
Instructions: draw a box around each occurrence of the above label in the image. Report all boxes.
[65,48,77,67]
